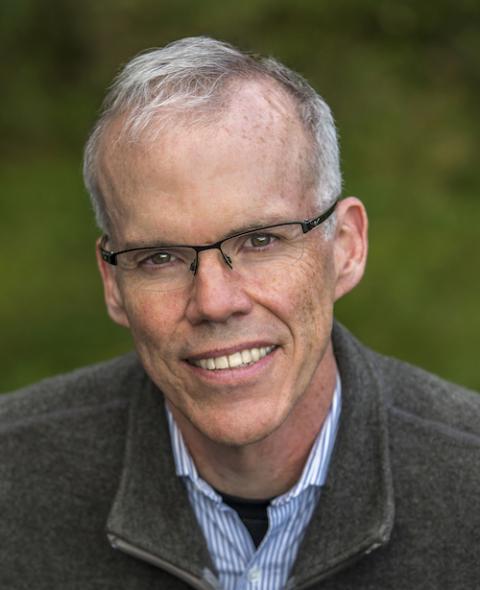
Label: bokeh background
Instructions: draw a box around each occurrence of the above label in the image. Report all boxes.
[1,0,479,393]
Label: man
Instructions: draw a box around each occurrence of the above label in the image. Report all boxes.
[1,37,479,590]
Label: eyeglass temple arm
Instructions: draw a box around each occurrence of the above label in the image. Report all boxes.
[302,200,338,233]
[99,237,118,265]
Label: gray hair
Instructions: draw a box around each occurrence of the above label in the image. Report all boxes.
[83,37,342,233]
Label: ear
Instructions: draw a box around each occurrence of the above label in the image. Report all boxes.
[95,238,130,328]
[332,197,368,302]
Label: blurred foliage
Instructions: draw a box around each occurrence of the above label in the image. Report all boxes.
[1,0,479,392]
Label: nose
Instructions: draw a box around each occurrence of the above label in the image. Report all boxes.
[185,249,253,325]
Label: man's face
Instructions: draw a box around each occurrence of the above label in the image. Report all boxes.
[98,81,351,447]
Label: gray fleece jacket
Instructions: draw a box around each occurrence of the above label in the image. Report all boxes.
[1,323,479,589]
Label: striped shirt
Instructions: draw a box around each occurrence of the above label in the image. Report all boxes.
[166,378,341,590]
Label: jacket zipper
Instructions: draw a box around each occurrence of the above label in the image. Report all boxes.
[108,533,217,590]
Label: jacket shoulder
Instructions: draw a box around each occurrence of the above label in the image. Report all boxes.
[333,321,480,440]
[0,354,149,587]
[0,352,145,428]
[369,349,480,441]
[332,323,480,586]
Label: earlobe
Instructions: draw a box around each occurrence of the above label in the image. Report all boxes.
[95,239,130,328]
[333,197,368,302]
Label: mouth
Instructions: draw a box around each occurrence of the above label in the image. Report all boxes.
[187,345,276,371]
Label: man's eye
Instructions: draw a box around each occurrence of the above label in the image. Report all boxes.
[141,251,177,266]
[246,233,276,248]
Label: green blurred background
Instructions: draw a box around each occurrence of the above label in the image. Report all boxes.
[1,0,479,393]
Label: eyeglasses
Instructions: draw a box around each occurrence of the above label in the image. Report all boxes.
[99,200,338,292]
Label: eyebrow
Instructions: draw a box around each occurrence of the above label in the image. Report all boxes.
[225,215,296,235]
[122,238,190,250]
[120,215,300,250]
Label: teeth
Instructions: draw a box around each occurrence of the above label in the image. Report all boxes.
[241,349,252,364]
[192,345,275,371]
[215,356,229,370]
[228,352,243,368]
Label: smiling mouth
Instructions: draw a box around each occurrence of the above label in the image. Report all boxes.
[188,345,276,371]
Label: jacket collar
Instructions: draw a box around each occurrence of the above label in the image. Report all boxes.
[107,322,394,588]
[106,371,217,588]
[289,322,395,588]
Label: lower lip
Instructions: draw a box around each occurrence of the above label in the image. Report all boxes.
[184,347,278,384]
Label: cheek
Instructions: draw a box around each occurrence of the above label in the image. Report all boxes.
[120,287,186,351]
[264,249,335,322]
[287,253,336,344]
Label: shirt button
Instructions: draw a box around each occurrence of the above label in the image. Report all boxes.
[248,567,261,584]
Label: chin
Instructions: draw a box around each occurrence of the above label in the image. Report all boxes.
[205,426,271,448]
[191,402,289,448]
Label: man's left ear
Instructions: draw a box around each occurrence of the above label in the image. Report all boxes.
[332,197,368,301]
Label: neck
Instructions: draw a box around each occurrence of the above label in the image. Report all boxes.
[169,346,338,499]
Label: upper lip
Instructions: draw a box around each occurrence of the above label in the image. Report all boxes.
[184,341,277,361]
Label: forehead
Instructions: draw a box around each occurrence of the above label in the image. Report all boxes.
[98,79,316,243]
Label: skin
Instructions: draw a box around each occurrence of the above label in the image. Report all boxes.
[97,79,368,499]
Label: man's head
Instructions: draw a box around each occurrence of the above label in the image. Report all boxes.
[84,37,367,449]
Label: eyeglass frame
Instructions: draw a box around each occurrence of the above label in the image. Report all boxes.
[99,199,338,275]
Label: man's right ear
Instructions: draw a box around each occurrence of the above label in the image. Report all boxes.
[95,238,130,328]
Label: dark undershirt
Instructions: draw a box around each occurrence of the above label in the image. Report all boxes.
[216,490,273,548]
